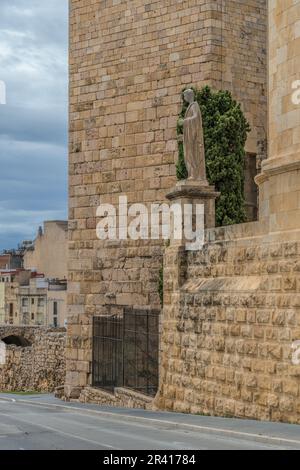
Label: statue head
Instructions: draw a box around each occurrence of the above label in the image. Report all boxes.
[183,88,195,104]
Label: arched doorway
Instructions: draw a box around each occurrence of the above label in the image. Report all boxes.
[1,335,32,347]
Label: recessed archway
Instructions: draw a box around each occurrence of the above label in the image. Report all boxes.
[1,335,32,348]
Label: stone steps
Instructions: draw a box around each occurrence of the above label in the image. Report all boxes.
[79,386,154,410]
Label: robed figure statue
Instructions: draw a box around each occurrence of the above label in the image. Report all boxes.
[181,89,207,182]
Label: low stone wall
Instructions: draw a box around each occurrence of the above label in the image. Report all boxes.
[79,386,154,410]
[156,224,300,424]
[0,326,66,392]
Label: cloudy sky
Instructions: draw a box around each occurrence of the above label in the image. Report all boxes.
[0,0,68,251]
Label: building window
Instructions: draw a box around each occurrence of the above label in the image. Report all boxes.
[22,298,28,307]
[53,302,58,317]
[9,303,13,316]
[53,317,58,328]
[31,313,34,320]
[38,298,44,308]
[31,298,34,305]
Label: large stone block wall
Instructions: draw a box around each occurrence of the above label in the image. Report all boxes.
[257,0,300,232]
[156,226,300,424]
[0,327,66,392]
[268,0,300,163]
[67,0,267,398]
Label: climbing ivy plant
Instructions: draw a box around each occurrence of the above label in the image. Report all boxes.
[176,86,250,226]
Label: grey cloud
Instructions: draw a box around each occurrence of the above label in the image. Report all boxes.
[0,105,67,145]
[0,1,68,250]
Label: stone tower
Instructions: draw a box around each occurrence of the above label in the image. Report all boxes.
[66,0,267,398]
[256,0,300,232]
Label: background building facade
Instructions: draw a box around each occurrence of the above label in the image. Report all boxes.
[23,221,68,280]
[0,220,68,328]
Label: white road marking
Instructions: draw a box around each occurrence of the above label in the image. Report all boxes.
[10,399,300,448]
[1,398,300,449]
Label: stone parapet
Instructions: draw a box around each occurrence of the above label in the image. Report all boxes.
[166,181,220,233]
[156,233,300,424]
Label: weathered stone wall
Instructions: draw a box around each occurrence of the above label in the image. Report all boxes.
[67,0,267,398]
[156,224,300,424]
[0,327,66,392]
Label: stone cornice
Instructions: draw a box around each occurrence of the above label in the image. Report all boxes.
[255,155,300,186]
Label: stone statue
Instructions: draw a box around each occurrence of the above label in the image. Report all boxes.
[180,89,207,182]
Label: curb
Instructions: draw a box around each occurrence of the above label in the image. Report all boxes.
[1,397,300,448]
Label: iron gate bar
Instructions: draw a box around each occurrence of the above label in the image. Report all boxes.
[123,307,160,397]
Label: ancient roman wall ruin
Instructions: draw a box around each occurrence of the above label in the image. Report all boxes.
[0,326,66,392]
[67,0,267,399]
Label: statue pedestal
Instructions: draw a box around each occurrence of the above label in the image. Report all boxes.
[166,180,220,247]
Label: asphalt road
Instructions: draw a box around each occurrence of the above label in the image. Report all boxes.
[0,395,299,450]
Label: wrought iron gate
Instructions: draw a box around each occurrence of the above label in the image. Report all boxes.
[92,315,123,392]
[92,308,160,397]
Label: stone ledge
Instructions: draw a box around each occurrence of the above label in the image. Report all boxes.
[166,181,220,201]
[184,275,262,293]
[256,155,300,185]
[79,386,154,410]
[115,387,154,404]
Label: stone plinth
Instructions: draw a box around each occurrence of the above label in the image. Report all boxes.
[166,180,220,241]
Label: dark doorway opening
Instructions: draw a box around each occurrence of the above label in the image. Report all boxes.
[244,152,258,221]
[1,335,32,347]
[92,308,160,397]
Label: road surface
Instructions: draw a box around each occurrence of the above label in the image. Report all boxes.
[0,394,299,450]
